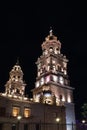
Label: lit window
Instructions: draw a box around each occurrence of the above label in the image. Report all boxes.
[59,76,64,85]
[62,96,65,102]
[47,65,50,71]
[46,76,50,83]
[53,65,56,72]
[64,70,67,75]
[52,60,55,64]
[38,63,41,69]
[40,78,44,85]
[61,68,63,72]
[44,50,48,55]
[49,47,53,52]
[12,107,20,117]
[63,62,67,68]
[53,75,58,82]
[36,81,39,88]
[47,58,50,63]
[54,49,58,54]
[24,108,31,118]
[35,94,40,102]
[38,72,40,77]
[67,95,71,103]
[44,93,51,97]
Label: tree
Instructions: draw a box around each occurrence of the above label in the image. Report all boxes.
[81,103,87,121]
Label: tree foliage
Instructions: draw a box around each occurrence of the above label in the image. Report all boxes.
[81,103,87,120]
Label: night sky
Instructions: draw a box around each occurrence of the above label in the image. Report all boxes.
[0,1,87,120]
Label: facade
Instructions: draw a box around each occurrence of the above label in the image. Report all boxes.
[32,30,76,130]
[0,30,76,130]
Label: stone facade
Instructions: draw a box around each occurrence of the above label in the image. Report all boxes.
[0,95,66,130]
[0,30,76,130]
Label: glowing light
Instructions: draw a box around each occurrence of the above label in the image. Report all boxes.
[13,95,17,98]
[82,120,86,124]
[62,96,65,102]
[24,108,31,118]
[40,77,44,85]
[64,70,67,75]
[2,93,6,96]
[59,76,64,84]
[49,48,53,52]
[24,97,28,100]
[53,75,58,82]
[36,81,39,88]
[12,107,20,117]
[35,94,40,102]
[52,60,55,64]
[67,96,71,103]
[56,118,60,122]
[8,94,12,97]
[46,76,50,83]
[47,66,50,71]
[17,115,22,120]
[44,93,51,97]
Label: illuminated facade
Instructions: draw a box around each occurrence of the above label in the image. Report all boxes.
[5,60,26,98]
[0,30,76,130]
[32,29,76,130]
[0,59,66,130]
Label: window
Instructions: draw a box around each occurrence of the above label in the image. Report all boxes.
[49,47,53,52]
[24,108,31,118]
[47,65,50,71]
[36,81,39,88]
[53,75,58,82]
[12,124,16,130]
[0,107,6,116]
[24,124,28,130]
[59,76,64,85]
[12,107,20,117]
[46,76,50,83]
[53,65,56,72]
[36,124,40,130]
[44,50,48,55]
[18,76,20,78]
[40,77,44,85]
[52,60,55,64]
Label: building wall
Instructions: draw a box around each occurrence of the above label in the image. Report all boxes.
[65,103,76,130]
[0,95,66,130]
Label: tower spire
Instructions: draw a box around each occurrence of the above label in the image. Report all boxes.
[16,57,19,65]
[5,60,26,97]
[49,27,53,36]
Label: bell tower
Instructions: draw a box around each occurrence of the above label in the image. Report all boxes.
[5,60,26,98]
[32,29,73,105]
[32,29,76,128]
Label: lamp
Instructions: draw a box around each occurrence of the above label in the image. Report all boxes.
[56,117,60,130]
[17,115,22,130]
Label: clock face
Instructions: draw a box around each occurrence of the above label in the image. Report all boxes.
[59,76,64,84]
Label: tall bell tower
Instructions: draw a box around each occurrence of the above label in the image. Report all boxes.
[32,29,76,128]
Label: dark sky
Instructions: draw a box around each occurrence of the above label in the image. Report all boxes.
[0,1,87,120]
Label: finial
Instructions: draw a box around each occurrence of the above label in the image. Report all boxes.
[16,57,19,65]
[49,27,53,36]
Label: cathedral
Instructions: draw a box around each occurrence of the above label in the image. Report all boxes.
[0,30,76,130]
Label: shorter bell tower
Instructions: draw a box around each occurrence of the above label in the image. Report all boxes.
[5,60,26,97]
